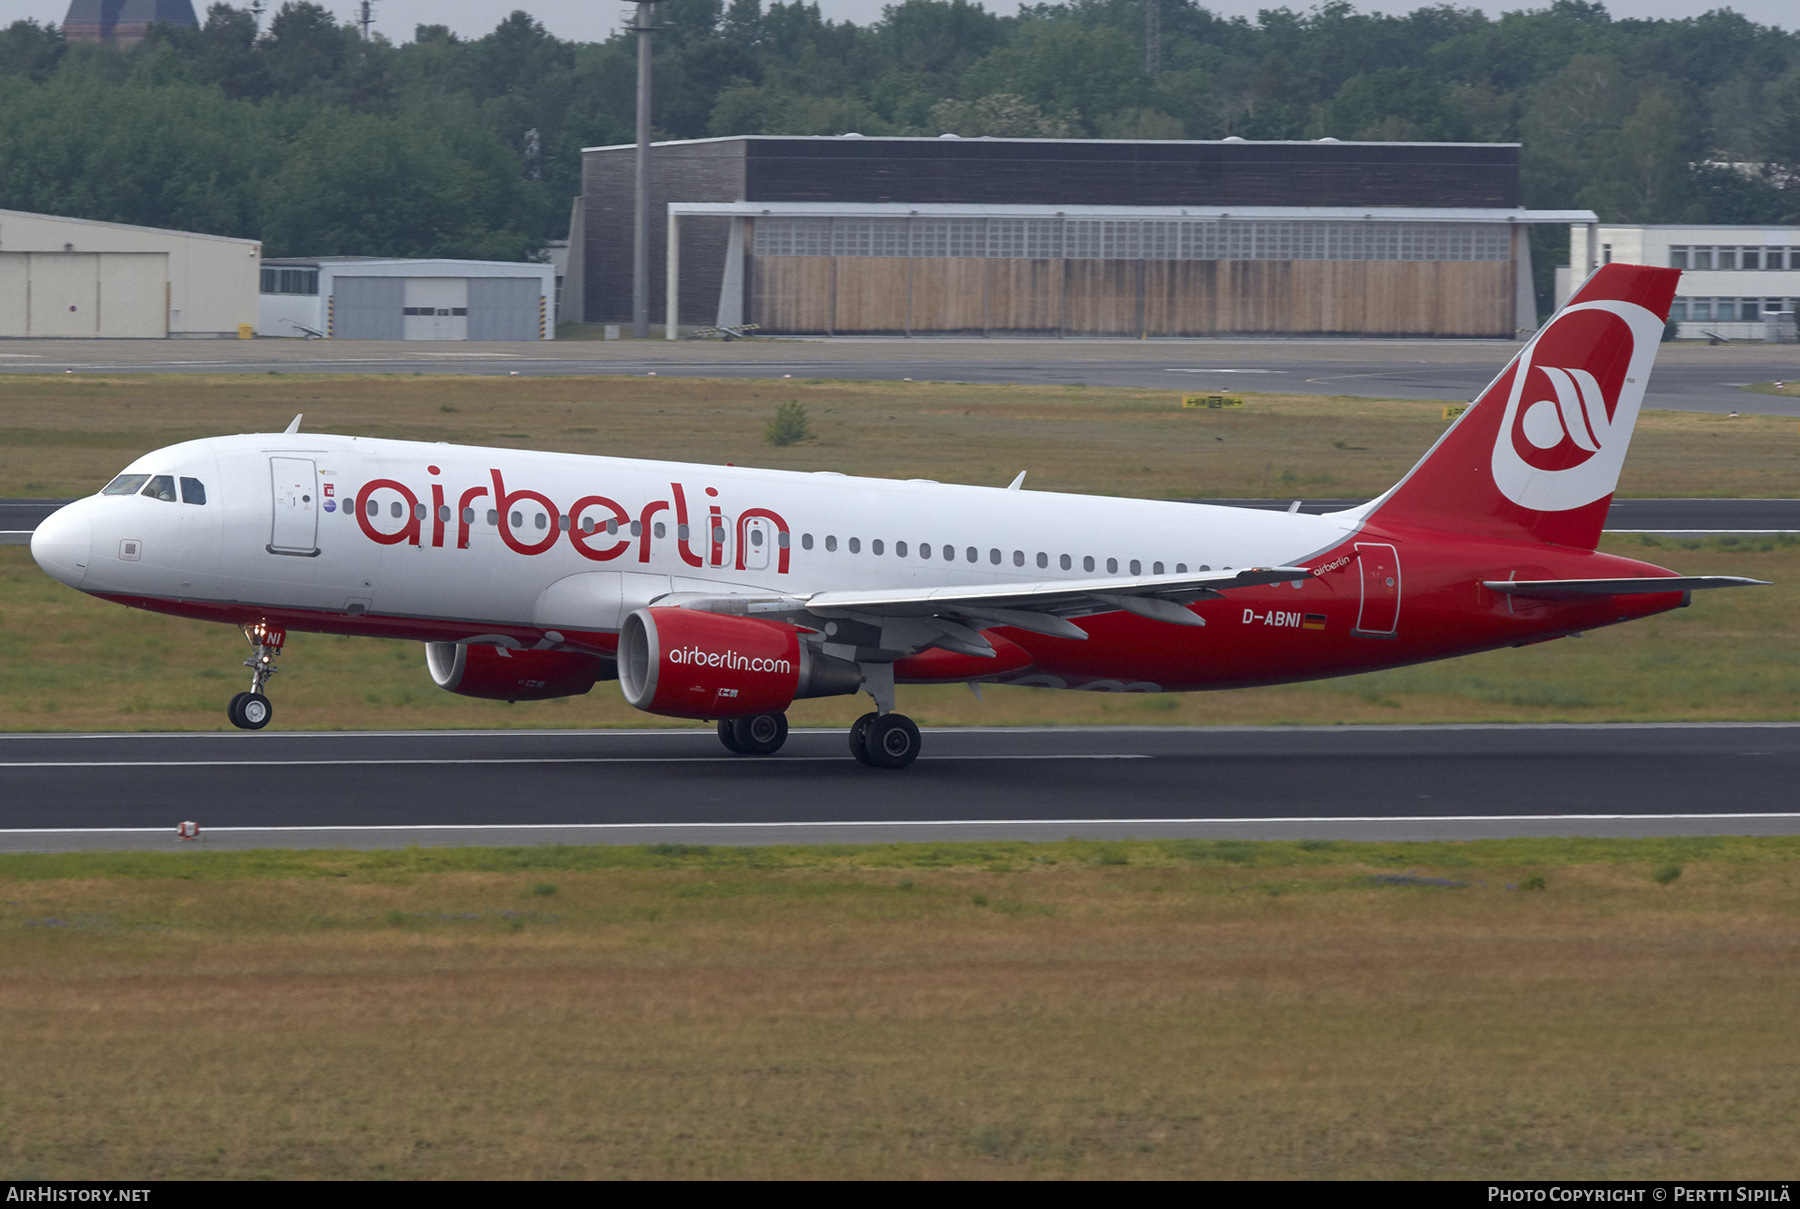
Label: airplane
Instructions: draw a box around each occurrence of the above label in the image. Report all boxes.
[28,264,1766,768]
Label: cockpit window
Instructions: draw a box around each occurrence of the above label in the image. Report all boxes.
[141,475,178,502]
[101,473,150,496]
[180,477,207,505]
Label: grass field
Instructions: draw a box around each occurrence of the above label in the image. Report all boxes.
[2,534,1794,731]
[2,838,1796,1179]
[2,372,1797,500]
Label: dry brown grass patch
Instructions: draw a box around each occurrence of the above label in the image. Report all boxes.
[2,843,1798,1178]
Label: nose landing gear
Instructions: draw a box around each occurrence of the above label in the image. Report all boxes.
[228,622,284,730]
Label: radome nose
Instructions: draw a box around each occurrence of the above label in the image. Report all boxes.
[30,502,91,590]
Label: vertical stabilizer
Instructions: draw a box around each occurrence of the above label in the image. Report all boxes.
[1360,263,1679,551]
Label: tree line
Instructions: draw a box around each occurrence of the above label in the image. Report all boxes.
[0,0,1795,263]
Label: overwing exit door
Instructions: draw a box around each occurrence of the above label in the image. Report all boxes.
[269,456,320,556]
[741,516,774,570]
[1353,542,1400,636]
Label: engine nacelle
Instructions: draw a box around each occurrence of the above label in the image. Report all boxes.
[426,642,608,701]
[618,607,862,719]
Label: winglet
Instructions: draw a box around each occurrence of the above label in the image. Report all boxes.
[1006,471,1026,491]
[284,413,303,435]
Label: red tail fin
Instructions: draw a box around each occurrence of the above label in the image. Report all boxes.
[1364,264,1679,550]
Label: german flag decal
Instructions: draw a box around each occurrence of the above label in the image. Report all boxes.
[1302,614,1327,630]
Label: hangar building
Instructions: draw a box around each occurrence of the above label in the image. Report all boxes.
[258,258,557,341]
[580,136,1591,339]
[0,208,260,338]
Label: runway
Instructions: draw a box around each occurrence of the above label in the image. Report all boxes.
[3,724,1797,851]
[1,336,1795,415]
[5,497,1793,545]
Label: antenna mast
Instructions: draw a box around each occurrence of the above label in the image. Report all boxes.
[357,1,374,39]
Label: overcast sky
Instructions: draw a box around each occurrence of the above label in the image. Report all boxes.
[8,0,1791,41]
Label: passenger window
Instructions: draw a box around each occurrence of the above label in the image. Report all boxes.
[872,539,884,555]
[464,508,476,525]
[102,473,151,496]
[179,477,207,505]
[1176,563,1187,573]
[826,535,838,551]
[653,521,666,538]
[895,541,906,557]
[802,533,814,550]
[630,520,642,537]
[1199,564,1211,571]
[413,503,427,520]
[1083,556,1095,572]
[849,537,861,553]
[560,515,572,532]
[488,509,499,526]
[1152,561,1163,575]
[1037,552,1048,569]
[942,545,954,561]
[512,511,524,528]
[752,528,764,547]
[920,542,931,559]
[1107,558,1119,574]
[1130,560,1141,575]
[989,549,1000,565]
[965,547,977,563]
[437,505,451,523]
[391,501,404,519]
[1013,550,1024,566]
[140,475,178,502]
[1060,554,1072,570]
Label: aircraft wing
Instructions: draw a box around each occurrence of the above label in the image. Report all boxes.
[668,566,1312,650]
[1483,576,1769,599]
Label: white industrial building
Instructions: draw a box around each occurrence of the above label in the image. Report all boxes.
[1558,224,1798,341]
[0,208,260,338]
[258,258,557,340]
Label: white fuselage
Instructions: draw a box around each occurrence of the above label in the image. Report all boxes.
[34,432,1353,635]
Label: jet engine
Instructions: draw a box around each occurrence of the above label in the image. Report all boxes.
[425,642,609,702]
[618,607,862,719]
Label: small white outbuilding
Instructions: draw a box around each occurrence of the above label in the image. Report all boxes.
[258,258,556,341]
[0,208,261,338]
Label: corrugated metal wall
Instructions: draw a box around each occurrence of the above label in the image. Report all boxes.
[467,277,542,341]
[750,256,1515,337]
[331,277,404,340]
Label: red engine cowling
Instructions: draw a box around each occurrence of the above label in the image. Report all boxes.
[426,642,607,701]
[619,607,861,719]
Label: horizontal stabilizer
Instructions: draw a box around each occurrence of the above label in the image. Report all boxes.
[1484,576,1768,599]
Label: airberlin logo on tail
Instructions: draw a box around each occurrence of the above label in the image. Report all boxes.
[1490,299,1665,513]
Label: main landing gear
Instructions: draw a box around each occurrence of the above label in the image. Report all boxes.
[846,662,920,770]
[227,621,284,731]
[712,664,922,769]
[848,711,920,769]
[717,713,789,756]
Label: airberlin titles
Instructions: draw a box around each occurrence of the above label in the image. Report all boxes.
[350,466,792,573]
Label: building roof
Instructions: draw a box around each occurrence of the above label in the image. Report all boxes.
[0,207,258,247]
[588,134,1520,153]
[668,202,1594,224]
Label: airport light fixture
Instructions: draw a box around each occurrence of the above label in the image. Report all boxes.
[630,1,662,340]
